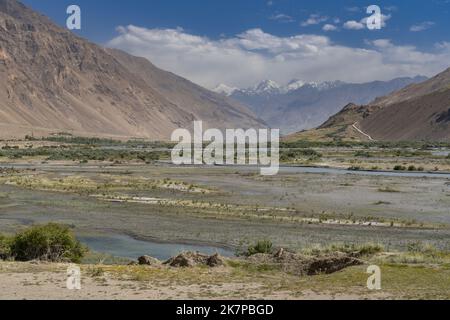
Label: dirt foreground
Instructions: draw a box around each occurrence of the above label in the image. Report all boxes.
[5,254,450,301]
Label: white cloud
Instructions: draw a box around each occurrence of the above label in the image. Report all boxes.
[269,13,294,23]
[360,14,391,28]
[300,14,328,26]
[322,24,338,31]
[343,20,365,30]
[344,14,391,30]
[107,25,450,89]
[410,21,435,32]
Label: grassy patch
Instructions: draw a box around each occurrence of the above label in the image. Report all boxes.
[378,186,401,193]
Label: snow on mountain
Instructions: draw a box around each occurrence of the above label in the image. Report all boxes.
[215,79,347,96]
[226,76,427,134]
[305,80,346,91]
[251,80,281,94]
[213,84,237,96]
[285,79,306,92]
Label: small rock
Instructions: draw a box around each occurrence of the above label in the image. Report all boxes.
[137,255,160,266]
[164,252,224,268]
[274,248,284,259]
[304,254,362,275]
[206,253,224,267]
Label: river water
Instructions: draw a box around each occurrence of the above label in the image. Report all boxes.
[78,234,235,260]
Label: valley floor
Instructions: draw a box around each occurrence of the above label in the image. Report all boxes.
[0,139,449,300]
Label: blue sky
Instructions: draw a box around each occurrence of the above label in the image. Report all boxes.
[22,0,450,88]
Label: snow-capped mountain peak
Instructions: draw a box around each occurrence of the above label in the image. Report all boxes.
[212,84,237,96]
[285,79,306,92]
[252,80,281,94]
[305,80,345,91]
[213,79,347,97]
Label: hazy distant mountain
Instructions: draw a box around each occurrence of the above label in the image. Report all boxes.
[215,77,427,134]
[0,0,263,140]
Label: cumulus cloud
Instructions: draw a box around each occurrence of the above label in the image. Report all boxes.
[343,20,365,30]
[300,14,328,26]
[322,24,338,31]
[107,25,450,89]
[410,21,435,32]
[269,13,294,23]
[344,13,391,30]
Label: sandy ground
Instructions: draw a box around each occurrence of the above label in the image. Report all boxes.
[0,262,389,300]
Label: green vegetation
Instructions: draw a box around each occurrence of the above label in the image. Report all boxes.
[280,149,322,162]
[26,134,175,148]
[281,140,450,150]
[1,223,87,263]
[245,240,273,256]
[26,134,122,146]
[0,234,12,260]
[303,243,384,258]
[0,146,169,162]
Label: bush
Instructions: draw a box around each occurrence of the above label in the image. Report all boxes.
[9,223,87,263]
[0,235,12,260]
[247,240,273,256]
[305,243,384,257]
[280,149,322,162]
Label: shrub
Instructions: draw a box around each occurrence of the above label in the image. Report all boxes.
[280,149,322,162]
[394,165,406,171]
[0,235,12,260]
[309,243,384,257]
[9,223,87,263]
[247,240,273,256]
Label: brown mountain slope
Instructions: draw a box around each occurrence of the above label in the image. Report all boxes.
[284,103,381,142]
[369,67,450,108]
[358,67,450,141]
[290,67,450,142]
[0,0,263,140]
[360,88,450,141]
[107,49,263,129]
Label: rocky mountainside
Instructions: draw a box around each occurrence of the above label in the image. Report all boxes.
[290,67,450,142]
[0,0,263,140]
[359,68,450,141]
[216,77,426,134]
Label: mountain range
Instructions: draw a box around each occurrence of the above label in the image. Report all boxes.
[0,0,263,140]
[1,0,447,143]
[288,67,450,142]
[215,77,427,135]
